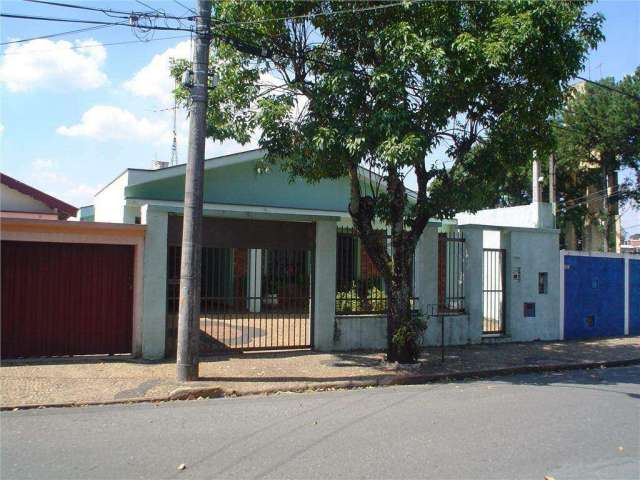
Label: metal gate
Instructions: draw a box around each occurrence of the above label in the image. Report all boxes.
[166,216,314,354]
[483,248,506,335]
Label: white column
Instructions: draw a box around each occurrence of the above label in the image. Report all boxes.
[140,205,168,360]
[624,255,630,335]
[313,219,337,351]
[414,224,438,311]
[532,152,541,203]
[462,226,484,343]
[247,249,262,312]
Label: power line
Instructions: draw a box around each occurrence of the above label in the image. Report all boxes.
[22,0,193,21]
[576,76,640,103]
[212,0,424,26]
[174,0,196,15]
[0,24,113,46]
[0,34,190,55]
[0,12,194,32]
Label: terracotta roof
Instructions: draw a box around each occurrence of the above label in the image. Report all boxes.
[1,173,78,219]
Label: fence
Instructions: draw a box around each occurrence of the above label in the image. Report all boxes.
[437,230,465,312]
[335,226,416,315]
[166,245,312,353]
[482,248,506,335]
[561,251,639,339]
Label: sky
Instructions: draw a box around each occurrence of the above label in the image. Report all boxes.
[0,0,639,233]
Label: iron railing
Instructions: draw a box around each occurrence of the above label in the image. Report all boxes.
[437,230,466,313]
[167,245,312,354]
[335,226,416,315]
[483,248,506,335]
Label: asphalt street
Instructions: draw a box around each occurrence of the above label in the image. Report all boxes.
[1,365,639,479]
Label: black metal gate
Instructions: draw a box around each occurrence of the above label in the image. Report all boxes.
[483,248,506,335]
[166,217,314,354]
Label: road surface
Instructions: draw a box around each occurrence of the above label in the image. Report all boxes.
[2,365,639,479]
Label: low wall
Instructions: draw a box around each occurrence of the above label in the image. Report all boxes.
[332,313,474,351]
[332,315,387,351]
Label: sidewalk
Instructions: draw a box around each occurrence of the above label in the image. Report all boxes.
[1,337,639,409]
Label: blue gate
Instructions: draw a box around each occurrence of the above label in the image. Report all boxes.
[563,254,625,340]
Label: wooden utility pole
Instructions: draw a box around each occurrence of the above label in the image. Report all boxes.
[176,0,212,381]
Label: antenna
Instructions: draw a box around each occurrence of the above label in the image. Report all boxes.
[170,79,179,166]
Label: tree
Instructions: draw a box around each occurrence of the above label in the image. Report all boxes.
[176,0,601,362]
[554,69,640,251]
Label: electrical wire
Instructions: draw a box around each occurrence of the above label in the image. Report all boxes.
[22,0,193,21]
[576,76,640,104]
[0,24,113,46]
[0,12,194,32]
[174,0,196,16]
[211,0,425,27]
[0,34,190,55]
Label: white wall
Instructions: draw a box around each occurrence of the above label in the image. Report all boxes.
[94,172,129,223]
[329,224,562,351]
[457,202,554,229]
[1,184,52,213]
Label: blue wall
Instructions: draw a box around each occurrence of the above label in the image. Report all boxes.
[564,255,625,340]
[630,259,640,335]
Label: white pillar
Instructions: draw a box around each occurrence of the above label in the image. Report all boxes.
[140,205,168,360]
[624,255,630,335]
[532,152,541,203]
[462,226,484,343]
[313,219,337,351]
[247,249,262,312]
[414,224,438,311]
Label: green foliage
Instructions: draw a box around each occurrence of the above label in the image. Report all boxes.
[335,286,360,314]
[179,0,602,361]
[391,310,427,363]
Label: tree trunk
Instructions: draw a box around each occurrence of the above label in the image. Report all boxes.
[386,244,415,363]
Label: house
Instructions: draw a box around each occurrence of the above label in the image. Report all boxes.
[0,173,77,220]
[72,148,564,360]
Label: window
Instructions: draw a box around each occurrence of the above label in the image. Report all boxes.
[538,272,548,294]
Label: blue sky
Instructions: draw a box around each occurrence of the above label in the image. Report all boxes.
[1,0,639,233]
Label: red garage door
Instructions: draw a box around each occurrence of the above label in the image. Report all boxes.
[1,241,134,359]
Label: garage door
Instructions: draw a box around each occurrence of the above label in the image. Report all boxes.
[1,241,134,358]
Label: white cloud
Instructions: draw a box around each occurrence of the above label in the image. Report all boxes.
[123,40,190,103]
[57,105,170,142]
[29,158,100,207]
[0,123,4,135]
[0,39,108,92]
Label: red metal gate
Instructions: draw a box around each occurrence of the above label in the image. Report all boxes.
[1,241,134,358]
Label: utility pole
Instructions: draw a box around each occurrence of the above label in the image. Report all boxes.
[549,153,556,227]
[176,0,212,381]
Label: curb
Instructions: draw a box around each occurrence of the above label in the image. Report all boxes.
[3,357,640,412]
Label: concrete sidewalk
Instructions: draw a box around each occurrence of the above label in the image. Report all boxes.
[1,337,639,409]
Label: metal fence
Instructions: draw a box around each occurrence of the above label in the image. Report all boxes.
[483,248,506,335]
[437,230,466,313]
[335,226,416,315]
[166,245,312,354]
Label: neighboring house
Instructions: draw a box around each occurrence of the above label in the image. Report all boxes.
[0,173,145,359]
[76,149,564,360]
[0,173,77,220]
